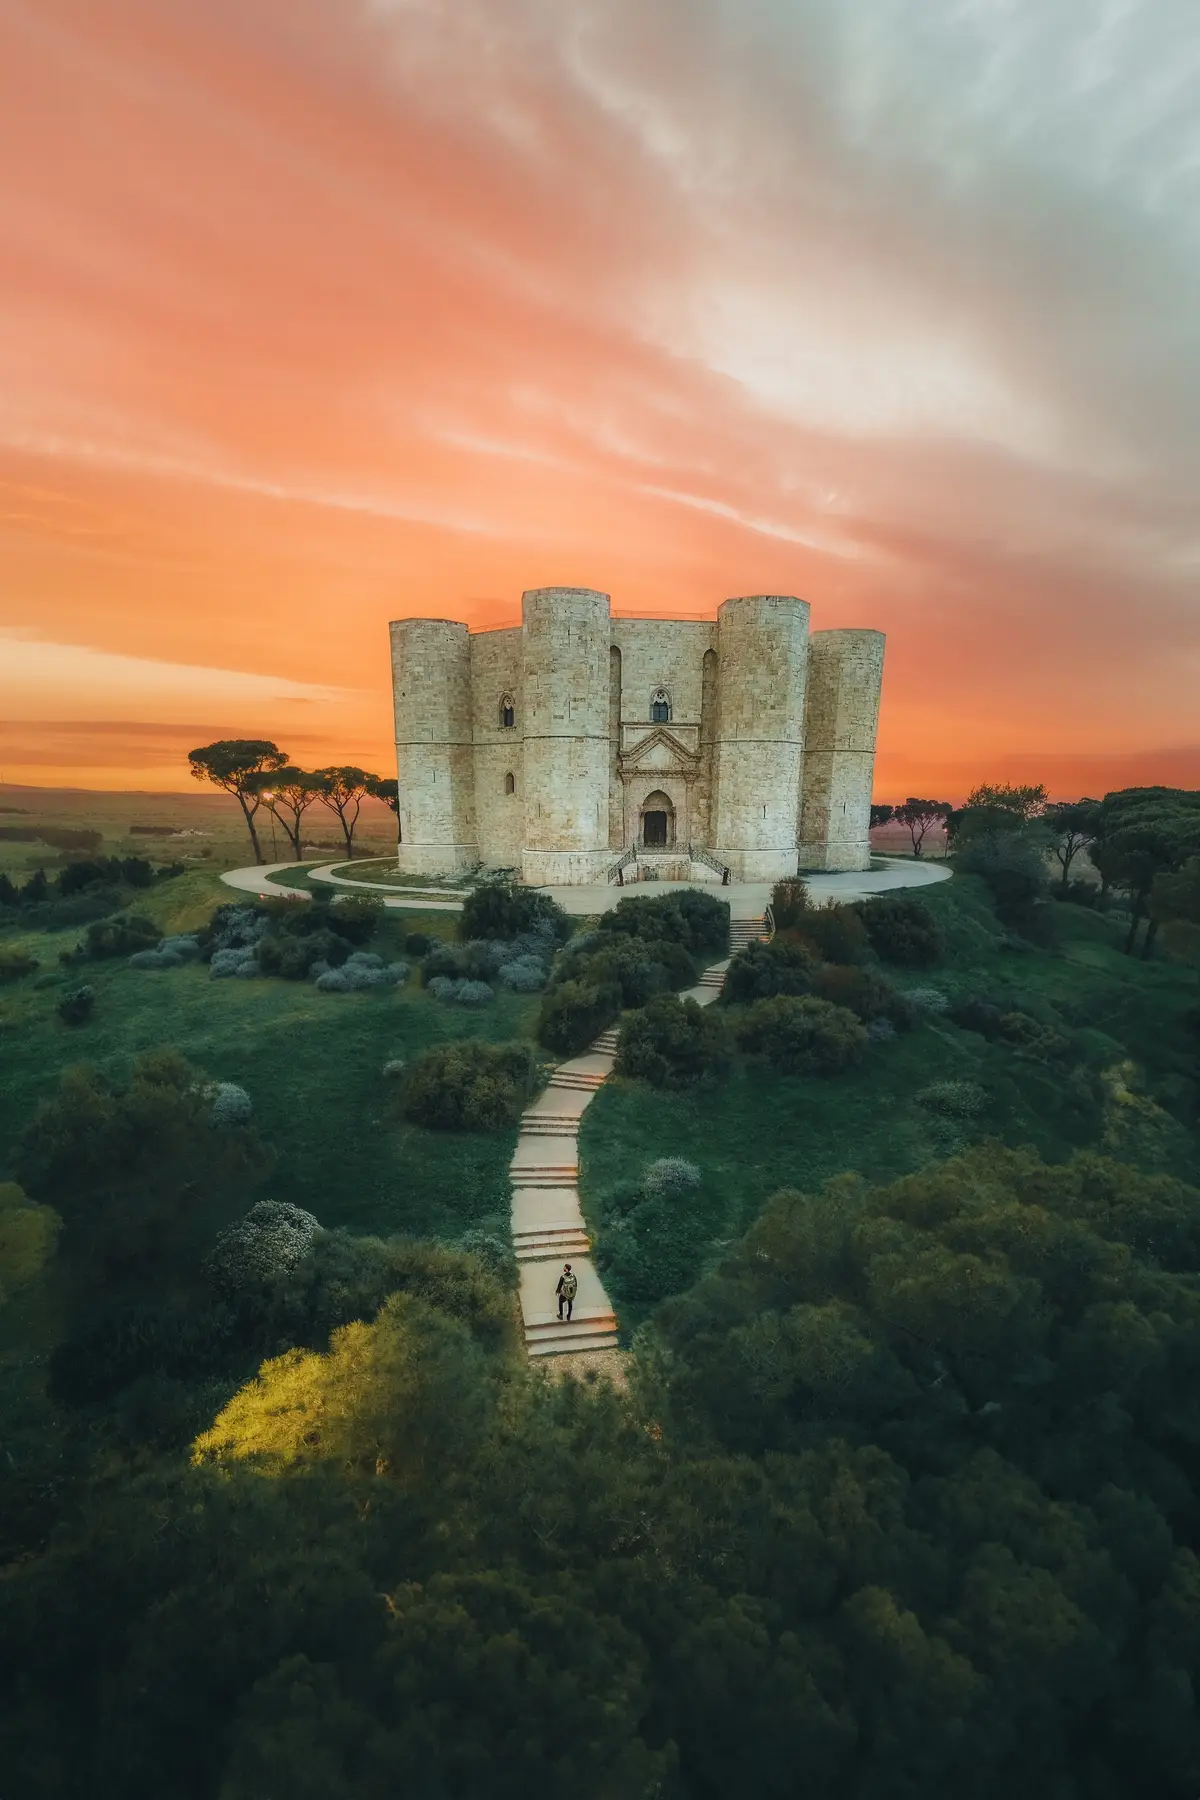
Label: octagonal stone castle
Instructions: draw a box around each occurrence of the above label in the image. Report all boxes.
[389,588,884,885]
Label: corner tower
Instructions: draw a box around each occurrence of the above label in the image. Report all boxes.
[797,629,885,871]
[712,594,809,881]
[520,586,611,885]
[389,618,478,876]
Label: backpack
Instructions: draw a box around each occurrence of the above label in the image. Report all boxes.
[560,1270,578,1301]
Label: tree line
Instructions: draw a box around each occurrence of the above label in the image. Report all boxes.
[187,740,400,864]
[872,783,1200,958]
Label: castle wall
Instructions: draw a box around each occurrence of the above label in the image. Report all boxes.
[469,627,524,870]
[712,595,810,881]
[797,629,886,872]
[389,618,478,876]
[610,618,717,855]
[520,587,612,885]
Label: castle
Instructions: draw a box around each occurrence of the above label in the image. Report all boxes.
[388,588,884,886]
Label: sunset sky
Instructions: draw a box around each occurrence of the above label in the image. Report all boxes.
[1,0,1197,798]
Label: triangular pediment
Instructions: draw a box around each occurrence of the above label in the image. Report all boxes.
[619,726,699,773]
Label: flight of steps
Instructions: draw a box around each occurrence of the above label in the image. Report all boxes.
[518,1112,582,1137]
[729,915,768,951]
[512,1220,592,1263]
[524,1310,620,1358]
[591,1028,620,1055]
[697,965,726,994]
[547,1068,606,1093]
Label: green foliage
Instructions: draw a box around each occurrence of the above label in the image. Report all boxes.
[769,877,811,929]
[458,878,569,944]
[736,995,869,1076]
[56,985,95,1025]
[257,926,352,979]
[400,1038,537,1131]
[0,945,38,983]
[794,901,871,964]
[597,889,729,958]
[964,780,1049,819]
[536,978,621,1056]
[721,937,818,1003]
[854,892,944,966]
[615,993,730,1088]
[84,913,161,958]
[814,963,914,1028]
[893,796,953,854]
[556,931,696,1007]
[0,1180,61,1304]
[957,822,1054,935]
[916,1079,988,1118]
[16,1049,271,1274]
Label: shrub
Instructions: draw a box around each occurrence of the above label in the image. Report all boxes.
[459,880,569,945]
[867,1017,897,1043]
[958,826,1051,925]
[314,955,409,993]
[721,938,817,1004]
[210,947,259,979]
[795,903,871,966]
[201,905,272,956]
[559,934,695,1008]
[401,1039,538,1131]
[640,1157,702,1203]
[904,985,950,1015]
[84,913,160,959]
[404,931,433,957]
[814,964,914,1028]
[916,1079,988,1118]
[854,893,943,966]
[537,979,622,1056]
[736,995,868,1076]
[128,933,202,971]
[455,1227,518,1284]
[949,995,1005,1037]
[203,1199,321,1298]
[258,927,353,980]
[421,945,464,985]
[770,878,811,930]
[57,986,94,1026]
[210,1083,253,1126]
[329,896,382,945]
[997,1011,1071,1059]
[381,1058,407,1078]
[495,956,548,992]
[0,947,38,984]
[598,891,728,958]
[615,994,730,1089]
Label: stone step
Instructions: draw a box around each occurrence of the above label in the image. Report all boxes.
[547,1073,605,1091]
[526,1330,621,1358]
[510,1170,579,1188]
[514,1222,591,1247]
[516,1239,591,1263]
[591,1034,620,1053]
[518,1118,582,1135]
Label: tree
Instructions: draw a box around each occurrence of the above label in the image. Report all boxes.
[870,804,895,828]
[311,766,381,860]
[1045,798,1102,895]
[1150,855,1200,965]
[1092,812,1200,956]
[893,797,952,857]
[188,740,288,865]
[964,782,1048,820]
[252,767,321,861]
[369,776,401,841]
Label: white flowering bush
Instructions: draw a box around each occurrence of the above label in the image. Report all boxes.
[210,1082,253,1126]
[314,953,409,993]
[867,1017,897,1043]
[641,1157,703,1202]
[495,956,547,992]
[203,1199,321,1297]
[428,976,495,1005]
[382,1058,407,1078]
[129,933,202,971]
[916,1079,988,1118]
[904,986,950,1015]
[210,946,260,979]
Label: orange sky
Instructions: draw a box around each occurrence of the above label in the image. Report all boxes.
[1,0,1197,801]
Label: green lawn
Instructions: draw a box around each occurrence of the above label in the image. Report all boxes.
[0,900,531,1246]
[579,879,1198,1327]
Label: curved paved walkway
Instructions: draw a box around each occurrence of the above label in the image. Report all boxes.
[219,861,466,911]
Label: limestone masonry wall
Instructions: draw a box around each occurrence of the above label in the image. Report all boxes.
[797,629,885,872]
[390,619,478,876]
[712,595,810,882]
[388,589,884,882]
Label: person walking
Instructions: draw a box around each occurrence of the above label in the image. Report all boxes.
[556,1262,578,1322]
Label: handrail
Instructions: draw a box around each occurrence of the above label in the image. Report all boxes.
[607,847,637,883]
[763,904,776,942]
[688,843,730,882]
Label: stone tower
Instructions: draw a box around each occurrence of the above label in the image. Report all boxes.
[797,629,886,871]
[519,586,612,886]
[711,595,810,882]
[390,618,478,876]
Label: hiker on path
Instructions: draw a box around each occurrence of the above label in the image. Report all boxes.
[556,1263,578,1322]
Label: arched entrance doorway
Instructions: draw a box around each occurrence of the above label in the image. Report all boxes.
[640,789,675,849]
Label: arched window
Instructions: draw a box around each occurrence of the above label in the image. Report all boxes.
[504,771,515,795]
[650,689,670,724]
[499,694,516,729]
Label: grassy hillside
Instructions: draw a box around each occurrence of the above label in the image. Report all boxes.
[579,877,1198,1327]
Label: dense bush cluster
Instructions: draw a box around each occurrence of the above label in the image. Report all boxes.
[209,1083,253,1126]
[813,962,914,1028]
[427,975,494,1005]
[400,1039,538,1131]
[422,925,557,996]
[0,946,39,984]
[457,879,570,946]
[614,994,730,1088]
[0,855,183,933]
[314,953,409,993]
[720,937,817,1003]
[536,977,623,1056]
[128,934,202,970]
[853,891,944,965]
[735,994,868,1075]
[191,899,405,992]
[203,1199,321,1297]
[56,986,94,1026]
[84,913,161,959]
[597,889,729,960]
